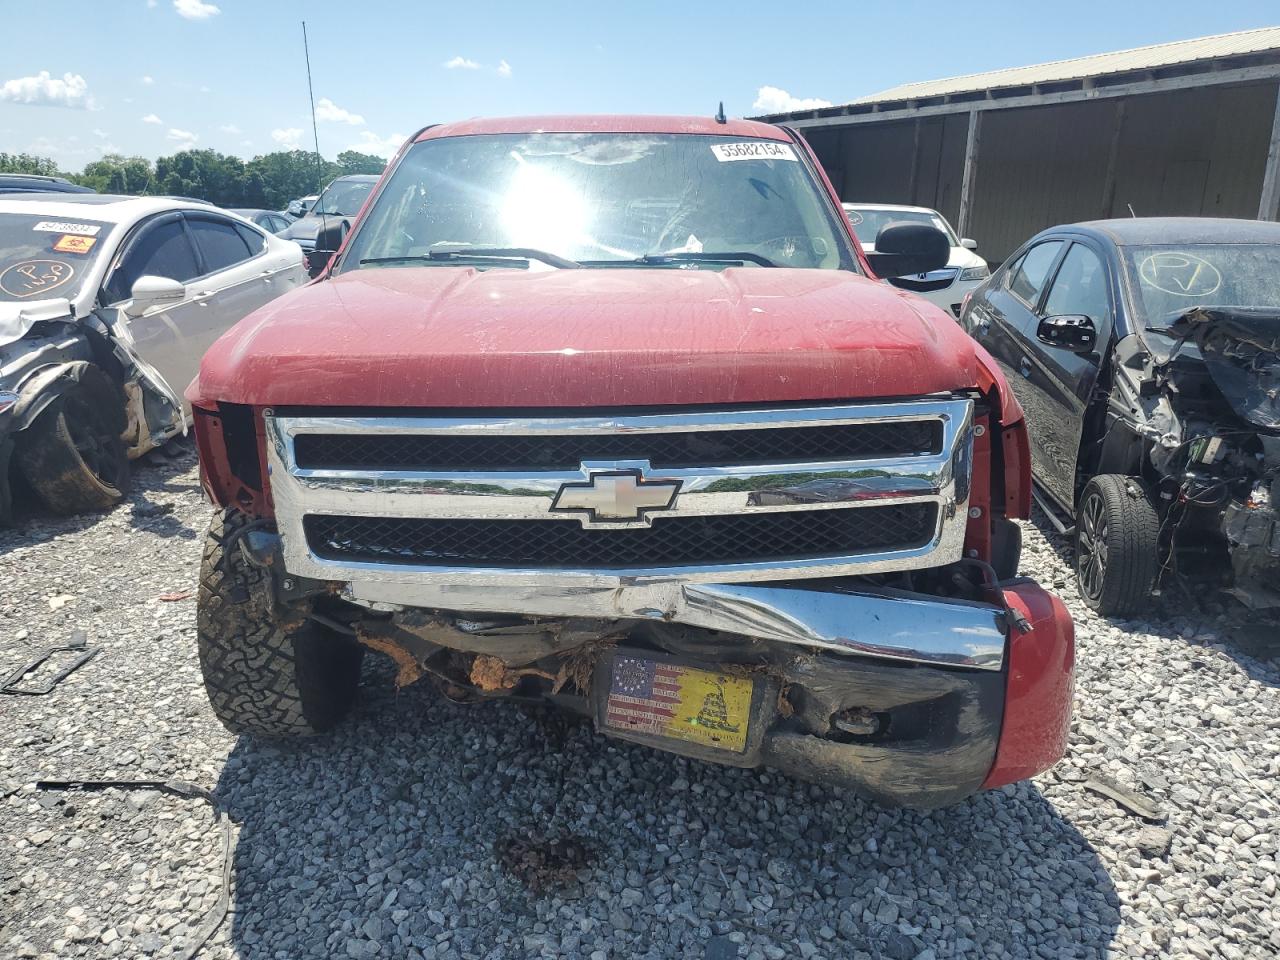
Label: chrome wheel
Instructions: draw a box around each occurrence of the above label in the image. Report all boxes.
[1076,489,1108,601]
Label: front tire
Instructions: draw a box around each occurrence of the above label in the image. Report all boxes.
[15,372,129,514]
[197,508,363,737]
[1074,475,1160,617]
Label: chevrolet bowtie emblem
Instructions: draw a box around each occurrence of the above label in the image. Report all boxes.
[551,469,681,525]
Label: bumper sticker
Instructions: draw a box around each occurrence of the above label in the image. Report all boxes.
[605,655,752,753]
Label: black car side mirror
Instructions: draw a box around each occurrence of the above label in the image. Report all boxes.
[308,219,350,278]
[1037,314,1097,353]
[864,222,950,279]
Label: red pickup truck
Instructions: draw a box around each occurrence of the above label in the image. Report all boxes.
[189,115,1073,808]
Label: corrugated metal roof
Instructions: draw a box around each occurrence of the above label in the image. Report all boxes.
[839,26,1280,109]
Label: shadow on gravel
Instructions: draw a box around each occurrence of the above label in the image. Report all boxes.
[1029,508,1280,686]
[0,443,199,556]
[215,661,1122,960]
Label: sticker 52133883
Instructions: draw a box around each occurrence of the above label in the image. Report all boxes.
[33,221,102,236]
[0,260,76,298]
[710,142,797,163]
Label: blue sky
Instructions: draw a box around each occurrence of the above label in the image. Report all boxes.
[2,0,1278,171]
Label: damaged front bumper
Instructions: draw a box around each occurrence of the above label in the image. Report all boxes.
[260,545,1073,807]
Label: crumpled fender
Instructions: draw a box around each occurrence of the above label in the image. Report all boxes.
[9,360,101,432]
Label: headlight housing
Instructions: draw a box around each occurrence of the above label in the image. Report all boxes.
[959,265,990,282]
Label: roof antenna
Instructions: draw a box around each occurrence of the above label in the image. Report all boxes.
[1127,203,1137,218]
[715,101,727,124]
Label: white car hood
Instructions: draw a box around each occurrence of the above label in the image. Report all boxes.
[0,297,75,348]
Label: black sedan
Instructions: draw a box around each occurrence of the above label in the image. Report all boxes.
[228,208,293,234]
[0,174,94,195]
[959,218,1280,615]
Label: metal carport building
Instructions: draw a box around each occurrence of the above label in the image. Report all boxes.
[753,27,1280,264]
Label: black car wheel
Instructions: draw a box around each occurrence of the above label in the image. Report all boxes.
[1074,475,1159,617]
[15,370,130,515]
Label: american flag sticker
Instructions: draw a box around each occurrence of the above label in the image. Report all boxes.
[604,655,752,753]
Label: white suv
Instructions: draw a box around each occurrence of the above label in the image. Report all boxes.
[843,203,989,317]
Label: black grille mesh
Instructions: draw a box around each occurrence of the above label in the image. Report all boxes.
[293,420,941,471]
[890,276,955,293]
[304,504,937,569]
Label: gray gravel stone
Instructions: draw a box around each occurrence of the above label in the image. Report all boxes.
[1,448,1278,959]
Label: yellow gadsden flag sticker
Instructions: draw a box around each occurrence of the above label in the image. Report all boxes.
[52,234,97,255]
[668,666,753,752]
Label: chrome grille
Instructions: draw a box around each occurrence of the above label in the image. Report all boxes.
[266,398,974,587]
[305,503,938,569]
[292,419,942,470]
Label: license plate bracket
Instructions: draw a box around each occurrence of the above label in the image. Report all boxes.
[593,651,775,764]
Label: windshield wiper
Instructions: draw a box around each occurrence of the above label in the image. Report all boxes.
[623,252,779,268]
[360,247,579,269]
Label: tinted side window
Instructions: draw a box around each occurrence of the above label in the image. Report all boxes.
[1043,243,1110,324]
[188,217,251,273]
[236,222,267,255]
[105,219,199,304]
[1009,240,1064,306]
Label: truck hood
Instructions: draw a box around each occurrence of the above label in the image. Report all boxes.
[195,266,984,408]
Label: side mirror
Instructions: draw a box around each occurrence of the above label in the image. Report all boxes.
[960,238,978,251]
[1037,314,1097,353]
[864,222,950,279]
[123,275,186,317]
[308,219,349,278]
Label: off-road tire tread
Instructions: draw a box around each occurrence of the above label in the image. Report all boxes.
[1078,474,1160,617]
[197,509,361,737]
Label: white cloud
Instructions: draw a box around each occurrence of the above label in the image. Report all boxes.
[147,0,158,7]
[199,85,211,93]
[348,130,405,160]
[141,75,154,85]
[0,71,92,109]
[240,139,252,147]
[219,123,241,134]
[497,59,512,78]
[173,0,220,19]
[271,127,303,149]
[315,97,365,126]
[92,128,108,138]
[752,85,832,113]
[141,113,163,124]
[443,56,479,70]
[167,128,198,149]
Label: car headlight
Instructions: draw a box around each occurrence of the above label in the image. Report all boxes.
[958,265,990,282]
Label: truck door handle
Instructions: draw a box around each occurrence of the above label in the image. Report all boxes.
[192,290,216,305]
[1019,356,1033,379]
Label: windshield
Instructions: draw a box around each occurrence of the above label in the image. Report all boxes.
[0,214,111,303]
[845,208,958,247]
[1122,243,1280,333]
[314,180,374,217]
[341,133,854,271]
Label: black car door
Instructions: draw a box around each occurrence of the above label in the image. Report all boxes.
[1017,240,1115,510]
[964,238,1066,415]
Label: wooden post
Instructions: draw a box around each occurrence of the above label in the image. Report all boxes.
[1258,81,1280,221]
[907,118,921,205]
[957,110,982,238]
[1100,99,1127,218]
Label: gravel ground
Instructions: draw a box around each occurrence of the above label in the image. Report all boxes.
[2,447,1278,960]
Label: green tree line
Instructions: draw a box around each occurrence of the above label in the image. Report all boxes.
[0,148,385,209]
